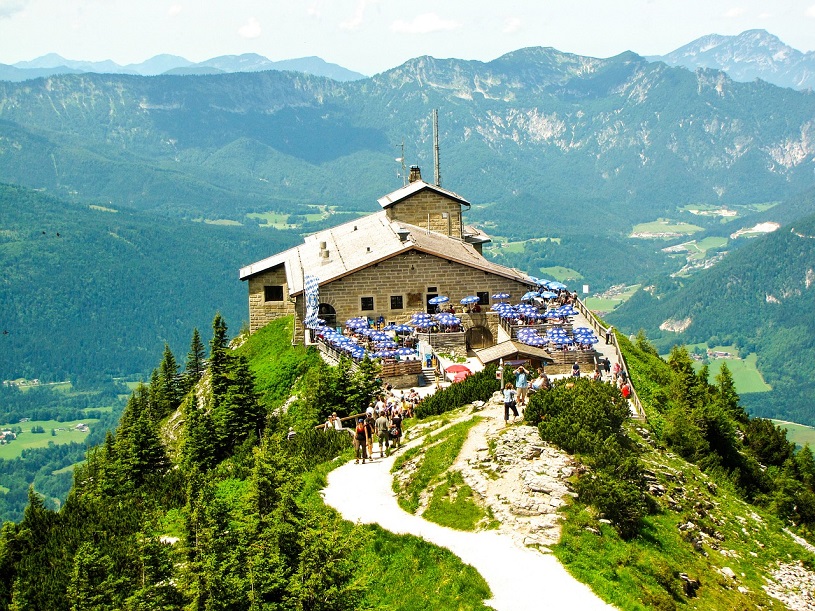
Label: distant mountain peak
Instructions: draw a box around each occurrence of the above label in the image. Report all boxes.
[650,29,814,90]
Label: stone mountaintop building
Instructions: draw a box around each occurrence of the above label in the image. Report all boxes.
[240,166,535,349]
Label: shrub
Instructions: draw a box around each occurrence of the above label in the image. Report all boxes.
[415,365,499,419]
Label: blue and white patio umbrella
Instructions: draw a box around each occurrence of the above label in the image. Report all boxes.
[436,315,461,326]
[395,347,417,356]
[521,291,540,301]
[345,317,368,328]
[393,325,413,334]
[428,295,450,305]
[460,295,480,305]
[547,281,567,291]
[492,292,510,301]
[540,291,558,299]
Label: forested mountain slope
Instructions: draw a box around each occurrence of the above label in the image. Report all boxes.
[0,48,813,237]
[609,208,815,423]
[0,183,298,381]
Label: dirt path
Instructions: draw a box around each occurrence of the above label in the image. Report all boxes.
[322,403,616,610]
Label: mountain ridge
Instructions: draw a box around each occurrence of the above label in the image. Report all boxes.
[2,52,367,82]
[650,29,815,90]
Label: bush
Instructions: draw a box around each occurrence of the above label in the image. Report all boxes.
[527,377,650,538]
[415,365,499,419]
[525,378,628,454]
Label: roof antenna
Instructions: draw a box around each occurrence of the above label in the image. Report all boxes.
[433,109,441,187]
[396,141,407,187]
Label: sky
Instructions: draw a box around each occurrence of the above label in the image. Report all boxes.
[1,0,814,75]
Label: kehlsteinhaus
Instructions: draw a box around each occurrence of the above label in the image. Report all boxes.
[240,166,534,349]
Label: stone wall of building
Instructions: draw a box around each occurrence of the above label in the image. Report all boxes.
[385,191,463,238]
[247,265,295,333]
[289,249,528,343]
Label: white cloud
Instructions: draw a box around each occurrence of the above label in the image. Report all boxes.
[167,4,183,17]
[723,7,746,18]
[503,17,522,34]
[0,0,27,19]
[391,12,461,35]
[238,16,261,39]
[806,4,815,18]
[340,0,377,31]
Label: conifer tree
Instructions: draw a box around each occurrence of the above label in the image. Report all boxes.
[715,363,746,422]
[209,313,231,405]
[183,327,206,395]
[217,355,264,452]
[156,343,181,417]
[67,542,117,611]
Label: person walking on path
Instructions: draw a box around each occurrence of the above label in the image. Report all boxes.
[503,383,519,425]
[390,411,403,449]
[375,411,390,457]
[354,418,369,464]
[514,366,529,407]
[365,412,376,460]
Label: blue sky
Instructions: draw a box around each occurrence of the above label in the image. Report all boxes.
[1,0,813,75]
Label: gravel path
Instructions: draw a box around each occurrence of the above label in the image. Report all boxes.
[322,415,616,611]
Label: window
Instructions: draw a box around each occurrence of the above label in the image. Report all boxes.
[477,291,490,305]
[264,285,284,302]
[390,295,404,310]
[361,297,374,311]
[427,286,438,293]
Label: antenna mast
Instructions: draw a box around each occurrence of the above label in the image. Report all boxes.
[398,141,407,187]
[433,109,441,187]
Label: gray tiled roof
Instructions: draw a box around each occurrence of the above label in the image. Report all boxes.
[240,211,529,295]
[376,180,471,209]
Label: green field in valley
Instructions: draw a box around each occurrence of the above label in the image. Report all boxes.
[585,285,641,313]
[771,421,815,448]
[0,419,97,460]
[539,266,583,282]
[631,219,704,238]
[685,345,772,394]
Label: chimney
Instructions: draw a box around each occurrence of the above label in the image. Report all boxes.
[319,241,330,263]
[408,165,422,183]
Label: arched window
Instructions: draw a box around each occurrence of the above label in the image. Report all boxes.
[318,303,337,329]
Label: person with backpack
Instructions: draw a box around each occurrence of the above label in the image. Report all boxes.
[365,412,376,460]
[390,411,403,449]
[375,410,390,457]
[354,418,369,464]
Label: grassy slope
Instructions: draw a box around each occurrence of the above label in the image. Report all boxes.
[205,318,494,610]
[548,335,815,610]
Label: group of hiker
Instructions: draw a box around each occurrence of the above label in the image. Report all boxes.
[502,360,632,424]
[324,391,411,464]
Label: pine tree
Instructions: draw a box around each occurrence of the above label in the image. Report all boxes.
[217,355,264,453]
[183,327,206,395]
[715,362,746,422]
[67,542,117,611]
[209,313,231,405]
[156,343,181,418]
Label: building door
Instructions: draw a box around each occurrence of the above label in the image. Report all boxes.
[426,287,438,313]
[466,326,493,350]
[318,303,337,329]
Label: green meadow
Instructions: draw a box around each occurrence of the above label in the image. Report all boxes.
[539,266,583,282]
[685,345,771,394]
[631,219,704,237]
[771,421,815,448]
[0,419,97,460]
